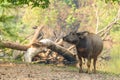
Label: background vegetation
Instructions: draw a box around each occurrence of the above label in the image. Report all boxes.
[0,0,120,74]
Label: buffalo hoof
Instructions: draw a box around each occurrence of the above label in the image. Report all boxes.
[93,70,96,74]
[85,70,91,74]
[79,70,83,73]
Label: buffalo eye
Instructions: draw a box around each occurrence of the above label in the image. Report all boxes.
[79,35,84,39]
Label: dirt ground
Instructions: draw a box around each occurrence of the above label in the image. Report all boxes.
[0,62,119,80]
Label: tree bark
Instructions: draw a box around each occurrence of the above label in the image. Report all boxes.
[0,41,29,51]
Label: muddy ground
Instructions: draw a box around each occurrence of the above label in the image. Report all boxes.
[0,62,119,80]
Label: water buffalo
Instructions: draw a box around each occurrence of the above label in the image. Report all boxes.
[63,31,103,73]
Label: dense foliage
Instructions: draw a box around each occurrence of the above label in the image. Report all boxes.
[105,0,120,3]
[0,0,50,8]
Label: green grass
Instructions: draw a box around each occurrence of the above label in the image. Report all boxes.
[101,45,120,74]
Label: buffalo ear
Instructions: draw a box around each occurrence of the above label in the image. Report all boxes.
[76,33,84,39]
[79,35,85,39]
[77,31,89,39]
[83,31,88,36]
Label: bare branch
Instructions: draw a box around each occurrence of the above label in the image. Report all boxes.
[67,45,75,51]
[92,3,99,33]
[97,6,120,39]
[29,26,44,45]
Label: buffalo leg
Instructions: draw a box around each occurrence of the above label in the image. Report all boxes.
[86,58,91,73]
[78,56,83,73]
[93,58,97,73]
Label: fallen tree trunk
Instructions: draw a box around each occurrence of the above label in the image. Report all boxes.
[0,39,76,63]
[24,39,76,62]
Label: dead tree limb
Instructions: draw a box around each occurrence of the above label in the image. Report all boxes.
[92,3,99,33]
[0,41,29,51]
[67,45,75,51]
[97,19,117,36]
[97,7,120,39]
[29,26,44,45]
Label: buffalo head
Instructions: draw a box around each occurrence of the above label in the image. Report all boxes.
[63,31,89,44]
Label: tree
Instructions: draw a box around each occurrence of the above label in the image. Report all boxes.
[105,0,120,3]
[0,0,50,41]
[0,0,50,8]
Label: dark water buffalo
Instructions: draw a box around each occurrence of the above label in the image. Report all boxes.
[63,31,103,73]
